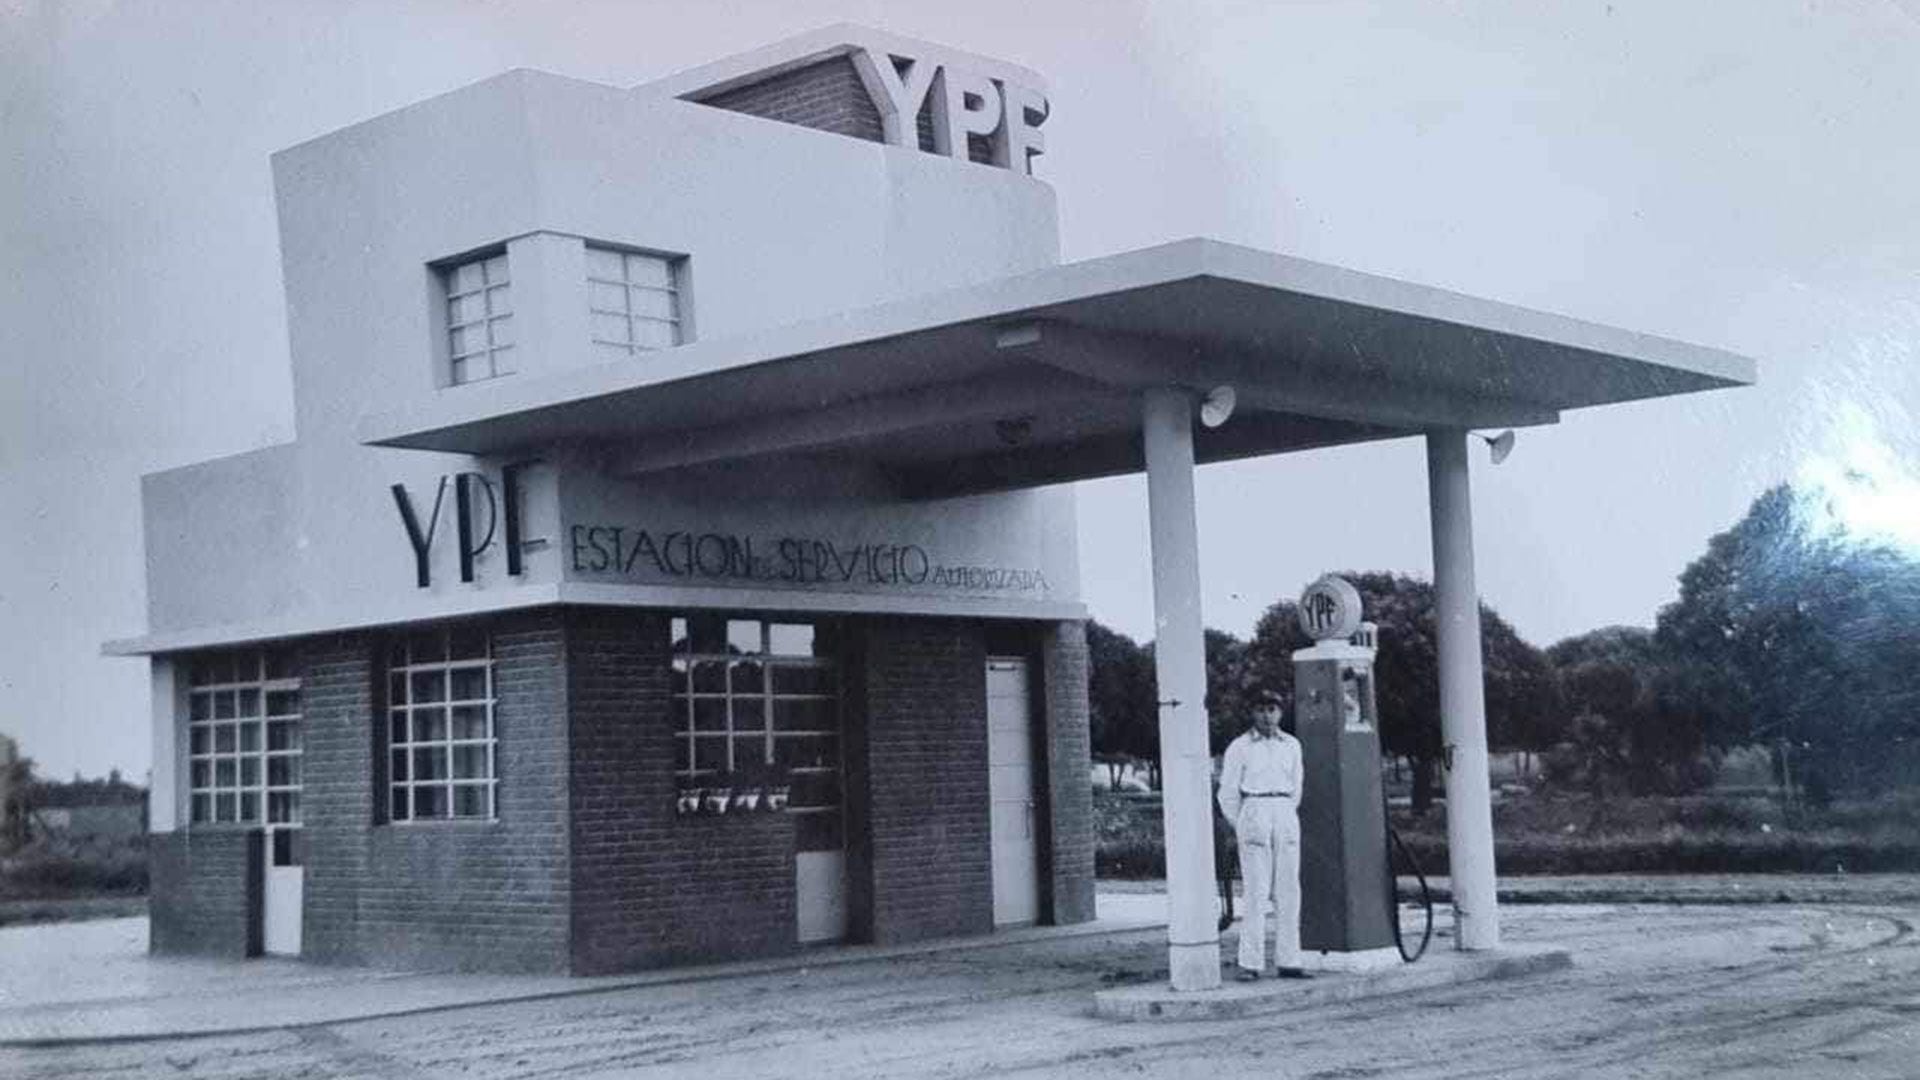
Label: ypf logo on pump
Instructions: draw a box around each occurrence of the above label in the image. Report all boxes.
[390,462,536,587]
[1297,575,1363,642]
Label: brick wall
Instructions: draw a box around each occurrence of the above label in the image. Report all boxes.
[1040,620,1096,925]
[148,828,260,957]
[703,55,883,142]
[299,633,373,964]
[841,629,875,943]
[860,618,993,943]
[567,609,796,974]
[302,612,572,973]
[700,54,997,164]
[148,608,1082,971]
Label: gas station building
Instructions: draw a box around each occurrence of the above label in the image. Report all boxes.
[109,26,1752,982]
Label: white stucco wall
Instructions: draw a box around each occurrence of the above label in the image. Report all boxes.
[139,441,570,643]
[127,60,1074,651]
[271,68,1059,442]
[560,464,1081,609]
[142,445,306,634]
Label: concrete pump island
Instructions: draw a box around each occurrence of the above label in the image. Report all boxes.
[106,22,1752,1005]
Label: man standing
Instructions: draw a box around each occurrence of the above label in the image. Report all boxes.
[1217,699,1309,981]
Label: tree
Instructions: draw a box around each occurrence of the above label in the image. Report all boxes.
[1203,629,1257,755]
[1248,572,1553,812]
[1554,631,1647,720]
[1482,603,1565,770]
[2,749,34,850]
[1243,598,1306,718]
[1086,620,1158,781]
[1655,484,1920,797]
[1087,624,1276,785]
[1544,626,1715,795]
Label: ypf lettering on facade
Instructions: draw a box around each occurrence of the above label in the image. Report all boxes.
[664,25,1051,175]
[847,45,1048,173]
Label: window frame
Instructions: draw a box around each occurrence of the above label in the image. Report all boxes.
[586,243,686,361]
[442,250,515,386]
[184,649,302,858]
[670,615,843,849]
[383,628,499,824]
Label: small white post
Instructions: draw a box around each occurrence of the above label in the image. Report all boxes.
[1142,386,1222,990]
[1426,429,1500,950]
[149,656,181,833]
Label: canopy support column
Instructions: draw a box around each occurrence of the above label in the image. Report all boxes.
[1426,429,1501,950]
[1142,386,1221,990]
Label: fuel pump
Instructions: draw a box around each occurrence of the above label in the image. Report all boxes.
[1292,575,1424,969]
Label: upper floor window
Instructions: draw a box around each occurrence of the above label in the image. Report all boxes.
[588,246,682,361]
[446,253,514,385]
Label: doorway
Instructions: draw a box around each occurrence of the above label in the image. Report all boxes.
[986,657,1040,927]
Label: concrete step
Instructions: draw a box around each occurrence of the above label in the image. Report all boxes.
[1093,944,1573,1021]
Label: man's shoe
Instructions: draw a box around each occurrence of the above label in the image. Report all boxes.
[1233,967,1261,982]
[1275,967,1313,980]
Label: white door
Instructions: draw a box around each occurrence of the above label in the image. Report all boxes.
[261,683,304,956]
[774,641,848,945]
[987,658,1040,927]
[263,827,302,956]
[795,850,848,944]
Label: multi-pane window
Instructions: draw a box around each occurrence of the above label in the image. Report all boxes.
[671,616,842,850]
[446,253,514,385]
[588,246,682,361]
[386,628,496,822]
[187,650,301,861]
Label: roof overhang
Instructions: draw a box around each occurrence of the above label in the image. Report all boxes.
[358,238,1755,498]
[102,582,1088,657]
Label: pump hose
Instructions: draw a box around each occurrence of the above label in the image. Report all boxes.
[1386,815,1434,962]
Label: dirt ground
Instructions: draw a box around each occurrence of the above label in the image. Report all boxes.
[8,902,1919,1079]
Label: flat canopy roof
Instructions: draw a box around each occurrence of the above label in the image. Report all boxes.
[361,238,1754,498]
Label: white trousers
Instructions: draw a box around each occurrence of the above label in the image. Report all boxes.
[1236,795,1301,972]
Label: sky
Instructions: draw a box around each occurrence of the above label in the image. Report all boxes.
[3,0,1917,780]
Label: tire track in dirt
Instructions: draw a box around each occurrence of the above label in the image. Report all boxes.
[970,907,1917,1080]
[16,906,1916,1080]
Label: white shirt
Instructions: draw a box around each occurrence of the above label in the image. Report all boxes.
[1216,729,1304,823]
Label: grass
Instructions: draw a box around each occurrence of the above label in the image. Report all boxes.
[0,838,148,901]
[0,894,147,928]
[1094,787,1920,878]
[1095,791,1176,879]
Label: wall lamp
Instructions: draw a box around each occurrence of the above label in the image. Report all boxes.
[1476,430,1517,465]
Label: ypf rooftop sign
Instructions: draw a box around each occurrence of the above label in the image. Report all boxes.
[658,24,1050,176]
[847,43,1047,173]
